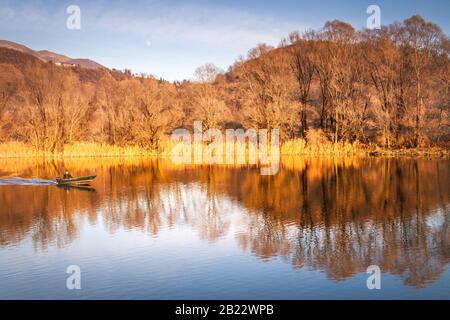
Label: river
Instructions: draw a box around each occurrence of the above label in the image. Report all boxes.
[0,157,449,299]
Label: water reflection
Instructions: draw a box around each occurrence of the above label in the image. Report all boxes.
[0,157,449,288]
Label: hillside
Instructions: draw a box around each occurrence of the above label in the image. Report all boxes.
[0,47,42,67]
[0,16,448,154]
[0,46,129,83]
[0,39,105,69]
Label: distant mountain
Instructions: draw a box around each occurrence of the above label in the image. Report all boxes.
[36,50,72,63]
[0,40,37,56]
[0,39,106,70]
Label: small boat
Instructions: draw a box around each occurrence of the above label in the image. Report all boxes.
[56,175,96,186]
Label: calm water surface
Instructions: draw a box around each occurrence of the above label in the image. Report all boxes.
[0,157,449,299]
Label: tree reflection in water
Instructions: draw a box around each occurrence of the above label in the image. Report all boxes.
[0,157,449,288]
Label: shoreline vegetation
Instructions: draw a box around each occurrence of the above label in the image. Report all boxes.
[0,16,449,158]
[0,141,448,159]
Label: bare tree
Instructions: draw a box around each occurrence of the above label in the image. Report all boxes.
[194,63,223,83]
[290,39,316,137]
[0,64,22,140]
[401,15,447,146]
[134,78,181,149]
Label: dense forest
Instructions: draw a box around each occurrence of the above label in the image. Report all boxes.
[0,15,449,153]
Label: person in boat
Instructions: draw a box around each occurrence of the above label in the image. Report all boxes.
[63,171,73,179]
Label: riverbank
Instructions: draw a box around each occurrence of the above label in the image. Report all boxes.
[0,142,158,158]
[0,141,448,158]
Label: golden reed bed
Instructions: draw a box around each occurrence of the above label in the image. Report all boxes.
[0,140,448,159]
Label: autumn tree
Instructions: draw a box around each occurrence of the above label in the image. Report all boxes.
[23,63,64,151]
[290,38,316,137]
[0,64,22,141]
[314,21,367,143]
[234,44,299,140]
[194,63,223,83]
[134,78,181,149]
[364,32,405,147]
[191,64,230,130]
[96,74,134,145]
[400,15,448,146]
[62,78,95,144]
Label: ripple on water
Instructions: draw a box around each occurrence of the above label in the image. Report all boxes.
[0,177,57,186]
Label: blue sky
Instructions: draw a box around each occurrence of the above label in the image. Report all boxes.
[0,0,449,81]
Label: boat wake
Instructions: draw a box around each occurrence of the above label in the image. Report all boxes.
[0,177,57,186]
